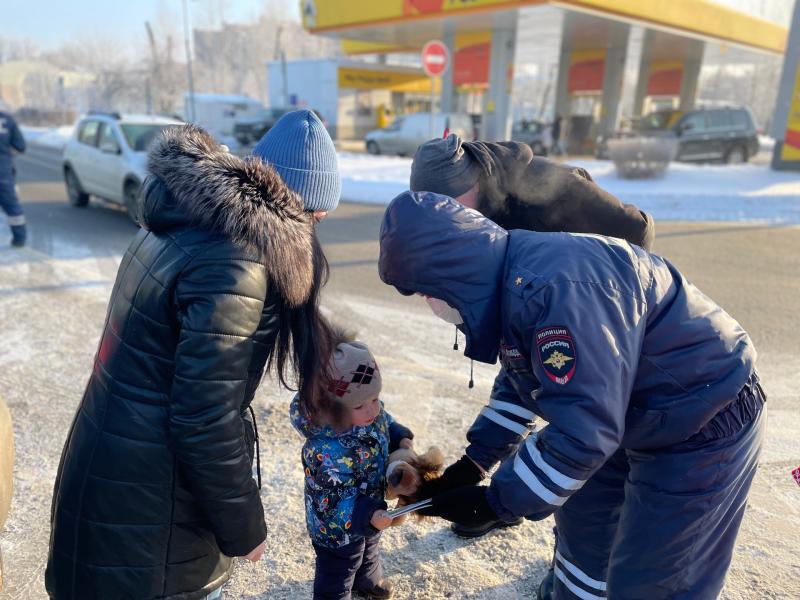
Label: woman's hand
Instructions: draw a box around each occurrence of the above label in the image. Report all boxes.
[399,438,414,449]
[370,509,393,530]
[243,540,266,562]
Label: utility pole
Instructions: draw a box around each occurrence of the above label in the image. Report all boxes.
[145,22,159,114]
[182,0,196,122]
[274,26,289,107]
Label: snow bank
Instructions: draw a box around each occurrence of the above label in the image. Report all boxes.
[338,152,411,206]
[339,152,800,224]
[758,135,775,153]
[21,125,74,150]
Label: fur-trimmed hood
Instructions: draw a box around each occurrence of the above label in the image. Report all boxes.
[142,124,315,307]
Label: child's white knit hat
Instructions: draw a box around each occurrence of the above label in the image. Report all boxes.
[325,341,382,407]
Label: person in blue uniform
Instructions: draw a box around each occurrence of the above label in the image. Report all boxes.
[0,109,26,247]
[378,191,766,600]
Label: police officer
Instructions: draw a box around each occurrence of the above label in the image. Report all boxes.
[379,191,765,600]
[0,109,26,247]
[409,134,656,559]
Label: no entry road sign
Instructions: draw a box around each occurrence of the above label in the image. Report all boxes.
[421,40,449,77]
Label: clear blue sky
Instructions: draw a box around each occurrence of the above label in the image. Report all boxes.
[4,0,300,51]
[3,0,792,53]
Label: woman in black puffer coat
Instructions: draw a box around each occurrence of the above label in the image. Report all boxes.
[46,110,339,599]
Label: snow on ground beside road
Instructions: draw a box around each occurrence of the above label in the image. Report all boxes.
[0,239,798,598]
[20,125,74,150]
[338,152,800,224]
[21,126,797,223]
[338,153,412,206]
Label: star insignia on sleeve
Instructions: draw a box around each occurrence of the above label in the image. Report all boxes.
[515,276,523,286]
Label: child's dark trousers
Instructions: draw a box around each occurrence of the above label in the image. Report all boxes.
[312,533,383,600]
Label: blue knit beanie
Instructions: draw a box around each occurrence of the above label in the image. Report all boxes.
[252,109,341,212]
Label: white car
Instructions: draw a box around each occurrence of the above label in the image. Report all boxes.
[365,112,474,156]
[62,113,183,221]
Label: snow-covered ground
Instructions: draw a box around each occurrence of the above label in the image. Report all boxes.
[759,135,776,153]
[0,241,797,599]
[339,152,800,224]
[20,126,74,151]
[1,124,796,598]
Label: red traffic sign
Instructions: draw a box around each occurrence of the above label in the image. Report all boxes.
[421,40,449,77]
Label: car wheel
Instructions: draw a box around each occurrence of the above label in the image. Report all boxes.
[124,180,142,225]
[532,143,545,156]
[725,146,747,164]
[65,168,90,207]
[366,141,380,155]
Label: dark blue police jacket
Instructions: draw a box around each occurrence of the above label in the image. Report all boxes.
[0,111,25,181]
[379,191,755,522]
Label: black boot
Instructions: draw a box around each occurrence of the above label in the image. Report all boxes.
[10,224,25,247]
[536,568,555,600]
[451,516,524,538]
[354,578,393,600]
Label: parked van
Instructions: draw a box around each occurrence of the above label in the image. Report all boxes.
[364,112,473,156]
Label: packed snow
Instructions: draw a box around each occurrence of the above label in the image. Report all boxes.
[20,126,75,151]
[0,245,797,599]
[338,152,800,224]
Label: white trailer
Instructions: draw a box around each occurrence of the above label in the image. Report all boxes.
[267,59,339,134]
[184,93,265,148]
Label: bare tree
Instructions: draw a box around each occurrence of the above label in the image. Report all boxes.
[0,37,40,64]
[145,21,181,114]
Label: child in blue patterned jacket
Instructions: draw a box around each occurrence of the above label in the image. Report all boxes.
[291,338,414,600]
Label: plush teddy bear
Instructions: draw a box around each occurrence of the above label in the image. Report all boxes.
[385,446,444,525]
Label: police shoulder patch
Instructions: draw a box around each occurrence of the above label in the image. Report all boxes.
[535,326,577,385]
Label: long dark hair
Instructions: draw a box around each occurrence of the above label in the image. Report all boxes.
[268,229,333,416]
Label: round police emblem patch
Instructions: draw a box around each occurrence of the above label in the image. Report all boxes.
[535,326,577,385]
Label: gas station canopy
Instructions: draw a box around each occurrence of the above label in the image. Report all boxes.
[302,0,786,55]
[299,0,788,144]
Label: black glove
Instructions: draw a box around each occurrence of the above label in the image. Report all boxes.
[421,485,498,527]
[417,455,484,499]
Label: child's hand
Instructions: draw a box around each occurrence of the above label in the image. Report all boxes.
[399,438,413,449]
[242,539,266,562]
[370,510,393,530]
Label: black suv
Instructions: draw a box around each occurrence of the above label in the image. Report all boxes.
[599,107,759,164]
[233,108,293,149]
[233,108,325,152]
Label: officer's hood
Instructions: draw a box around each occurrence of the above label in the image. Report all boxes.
[379,191,508,364]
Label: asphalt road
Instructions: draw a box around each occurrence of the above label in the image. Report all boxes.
[15,143,799,362]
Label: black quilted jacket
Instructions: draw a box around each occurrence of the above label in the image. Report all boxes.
[46,125,317,599]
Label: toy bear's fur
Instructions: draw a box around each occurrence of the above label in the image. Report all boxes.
[385,446,445,525]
